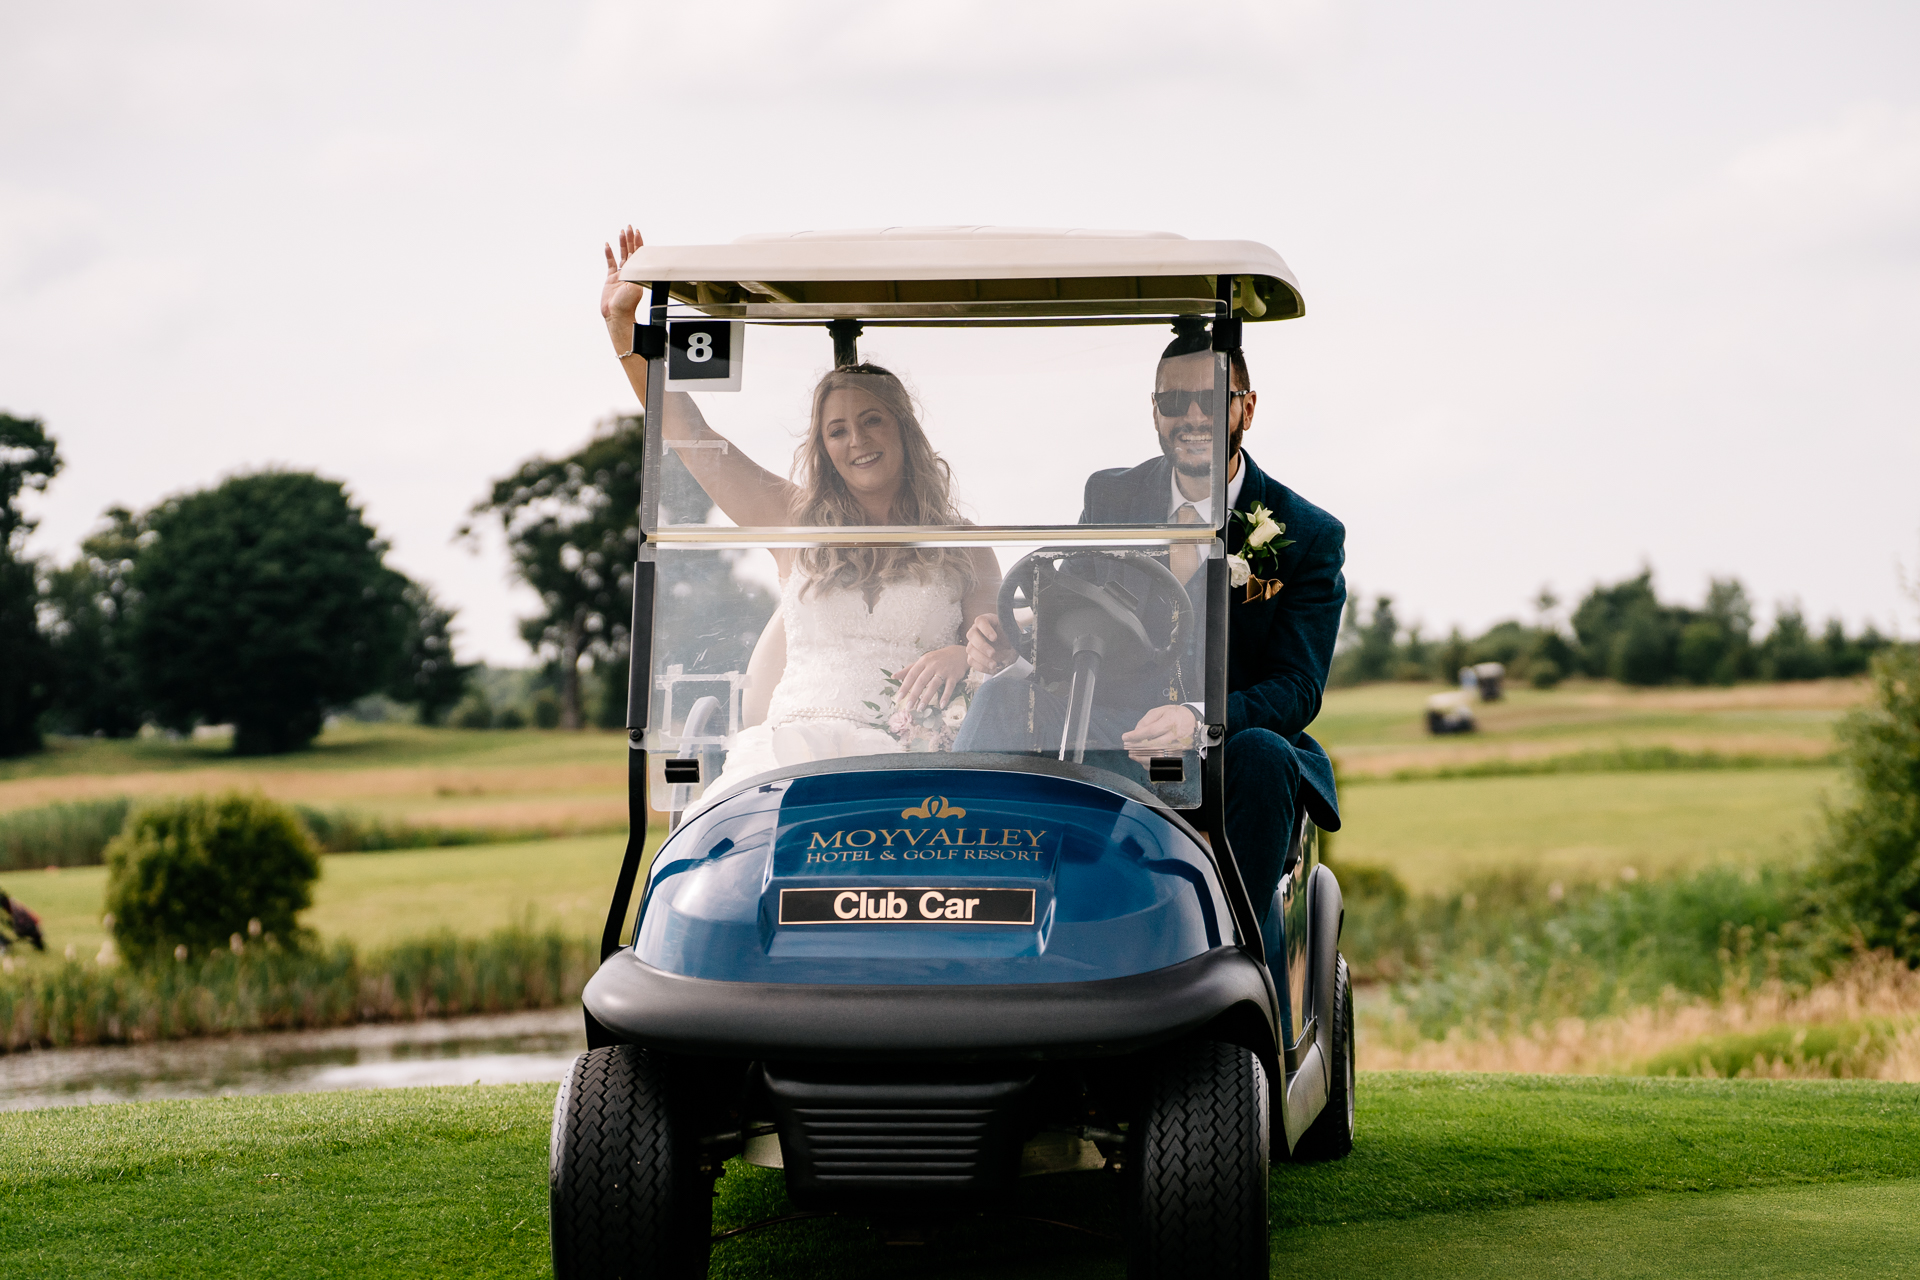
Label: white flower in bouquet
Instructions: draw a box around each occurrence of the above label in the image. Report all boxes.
[942,699,968,728]
[1227,554,1252,587]
[1246,512,1285,549]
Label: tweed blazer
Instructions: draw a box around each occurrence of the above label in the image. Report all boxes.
[1079,449,1345,830]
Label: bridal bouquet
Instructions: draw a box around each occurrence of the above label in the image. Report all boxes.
[865,667,982,752]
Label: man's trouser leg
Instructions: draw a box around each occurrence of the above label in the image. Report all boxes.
[1223,728,1302,913]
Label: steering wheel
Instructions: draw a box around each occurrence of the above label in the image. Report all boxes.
[995,548,1196,682]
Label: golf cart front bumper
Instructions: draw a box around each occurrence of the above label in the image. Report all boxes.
[584,944,1271,1063]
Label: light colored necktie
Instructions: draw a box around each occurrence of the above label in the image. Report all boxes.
[1170,502,1202,583]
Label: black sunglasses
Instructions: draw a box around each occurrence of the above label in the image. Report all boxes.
[1152,388,1251,417]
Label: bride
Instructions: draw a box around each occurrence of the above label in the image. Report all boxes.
[601,227,1001,799]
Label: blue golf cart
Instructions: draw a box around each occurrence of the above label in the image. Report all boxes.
[549,228,1354,1279]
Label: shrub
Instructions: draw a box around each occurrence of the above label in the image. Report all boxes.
[104,792,321,964]
[1819,645,1920,960]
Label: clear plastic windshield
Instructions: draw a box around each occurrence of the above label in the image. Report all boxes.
[643,316,1227,532]
[638,313,1232,814]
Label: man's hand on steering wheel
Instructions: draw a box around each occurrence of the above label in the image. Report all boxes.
[1121,703,1198,763]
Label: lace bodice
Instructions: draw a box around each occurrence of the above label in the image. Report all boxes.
[763,572,964,726]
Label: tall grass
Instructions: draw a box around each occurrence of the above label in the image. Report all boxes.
[1336,859,1829,1037]
[1334,856,1920,1080]
[0,796,613,869]
[0,924,595,1052]
[0,798,132,871]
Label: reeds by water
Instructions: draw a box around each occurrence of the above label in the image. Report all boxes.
[0,925,596,1053]
[1360,951,1920,1080]
[0,798,132,871]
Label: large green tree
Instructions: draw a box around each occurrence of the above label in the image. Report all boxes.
[0,413,61,756]
[469,414,775,730]
[385,579,474,725]
[130,472,412,754]
[469,417,647,730]
[43,506,145,736]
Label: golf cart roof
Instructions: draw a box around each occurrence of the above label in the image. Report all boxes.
[618,227,1302,323]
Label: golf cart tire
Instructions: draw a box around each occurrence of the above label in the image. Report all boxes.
[550,1045,710,1280]
[1129,1039,1270,1280]
[1291,953,1355,1162]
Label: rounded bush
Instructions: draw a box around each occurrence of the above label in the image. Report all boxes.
[104,791,321,964]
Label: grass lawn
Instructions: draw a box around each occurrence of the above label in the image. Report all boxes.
[1313,679,1863,778]
[0,723,633,833]
[1331,766,1839,893]
[6,1072,1920,1278]
[5,832,656,966]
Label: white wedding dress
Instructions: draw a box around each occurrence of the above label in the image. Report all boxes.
[693,569,965,809]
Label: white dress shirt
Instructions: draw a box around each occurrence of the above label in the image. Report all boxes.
[1170,463,1247,522]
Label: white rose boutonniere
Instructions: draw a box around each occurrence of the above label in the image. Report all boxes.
[1229,502,1294,602]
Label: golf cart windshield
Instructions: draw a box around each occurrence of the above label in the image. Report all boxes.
[640,312,1235,815]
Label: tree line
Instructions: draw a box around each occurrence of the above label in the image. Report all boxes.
[1,409,770,758]
[0,413,469,756]
[1332,570,1898,689]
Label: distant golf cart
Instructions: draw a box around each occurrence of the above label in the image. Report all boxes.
[1460,661,1505,701]
[1425,690,1477,735]
[549,228,1353,1280]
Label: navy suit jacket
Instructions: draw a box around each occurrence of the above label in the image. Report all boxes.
[1079,449,1345,830]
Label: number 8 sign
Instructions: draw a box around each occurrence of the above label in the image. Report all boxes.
[663,320,745,392]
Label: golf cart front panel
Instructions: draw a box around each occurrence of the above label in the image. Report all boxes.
[634,766,1229,985]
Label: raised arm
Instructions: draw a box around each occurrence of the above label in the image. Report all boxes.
[601,227,793,529]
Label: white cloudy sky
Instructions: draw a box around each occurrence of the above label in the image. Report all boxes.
[4,0,1917,662]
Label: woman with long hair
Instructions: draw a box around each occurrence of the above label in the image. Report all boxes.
[601,227,1000,794]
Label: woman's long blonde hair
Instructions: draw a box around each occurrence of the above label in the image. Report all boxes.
[790,363,973,598]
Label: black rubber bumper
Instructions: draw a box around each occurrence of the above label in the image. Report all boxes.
[583,947,1273,1063]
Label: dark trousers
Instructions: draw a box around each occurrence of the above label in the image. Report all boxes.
[953,676,1302,913]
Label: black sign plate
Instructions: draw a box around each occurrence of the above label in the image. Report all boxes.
[779,886,1035,926]
[667,319,733,381]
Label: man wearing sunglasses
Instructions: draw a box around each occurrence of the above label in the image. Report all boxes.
[958,320,1346,917]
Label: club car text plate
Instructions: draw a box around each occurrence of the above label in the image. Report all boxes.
[780,886,1035,925]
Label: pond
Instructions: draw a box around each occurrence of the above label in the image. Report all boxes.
[0,1008,584,1111]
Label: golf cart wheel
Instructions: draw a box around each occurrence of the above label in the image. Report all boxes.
[1128,1039,1269,1280]
[1292,953,1355,1162]
[549,1045,711,1280]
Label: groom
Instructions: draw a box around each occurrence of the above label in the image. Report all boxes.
[953,321,1345,912]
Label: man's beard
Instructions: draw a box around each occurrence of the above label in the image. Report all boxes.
[1163,422,1246,477]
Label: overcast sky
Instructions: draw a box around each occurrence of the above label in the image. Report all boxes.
[4,1,1916,663]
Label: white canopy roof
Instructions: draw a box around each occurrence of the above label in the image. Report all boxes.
[618,226,1303,322]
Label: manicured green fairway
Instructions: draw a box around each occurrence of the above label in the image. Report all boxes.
[7,1073,1920,1279]
[1333,767,1837,892]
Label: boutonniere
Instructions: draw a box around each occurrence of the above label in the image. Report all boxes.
[1228,502,1293,602]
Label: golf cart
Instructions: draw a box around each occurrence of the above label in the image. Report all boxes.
[551,228,1354,1279]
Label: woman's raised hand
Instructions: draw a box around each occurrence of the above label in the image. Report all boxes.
[601,225,647,320]
[897,645,970,711]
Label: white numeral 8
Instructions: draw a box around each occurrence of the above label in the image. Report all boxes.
[686,332,713,363]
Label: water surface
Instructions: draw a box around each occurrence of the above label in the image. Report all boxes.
[0,1008,584,1111]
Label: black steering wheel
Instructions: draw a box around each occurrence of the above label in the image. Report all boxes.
[996,548,1196,681]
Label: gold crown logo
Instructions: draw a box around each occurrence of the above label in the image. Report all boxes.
[900,795,965,820]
